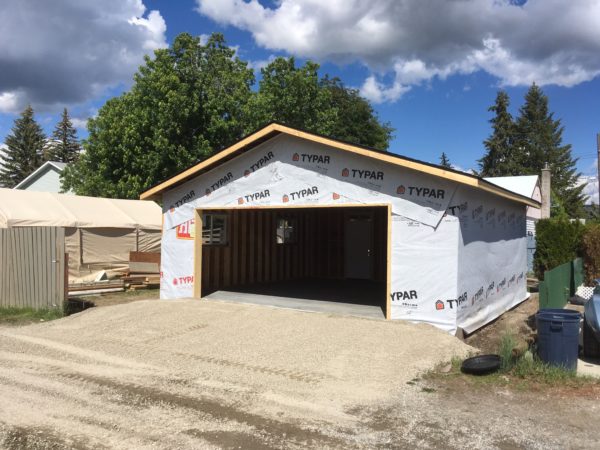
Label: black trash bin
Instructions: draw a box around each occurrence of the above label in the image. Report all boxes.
[536,309,581,370]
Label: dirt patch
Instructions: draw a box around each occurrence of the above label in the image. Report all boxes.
[1,299,599,449]
[0,423,97,450]
[464,294,539,353]
[69,288,159,309]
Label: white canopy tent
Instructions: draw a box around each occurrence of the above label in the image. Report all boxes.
[0,189,162,281]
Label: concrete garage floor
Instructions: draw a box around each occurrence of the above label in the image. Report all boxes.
[205,278,386,319]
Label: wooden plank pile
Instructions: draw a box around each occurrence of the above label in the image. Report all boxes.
[69,279,125,296]
[122,251,161,290]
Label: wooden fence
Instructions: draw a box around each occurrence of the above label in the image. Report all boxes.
[0,227,65,309]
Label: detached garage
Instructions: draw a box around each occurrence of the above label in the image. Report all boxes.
[141,123,539,335]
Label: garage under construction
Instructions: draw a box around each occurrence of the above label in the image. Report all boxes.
[141,123,539,334]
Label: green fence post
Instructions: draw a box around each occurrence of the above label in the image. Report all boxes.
[539,280,547,309]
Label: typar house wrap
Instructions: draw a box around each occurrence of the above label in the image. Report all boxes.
[141,123,538,335]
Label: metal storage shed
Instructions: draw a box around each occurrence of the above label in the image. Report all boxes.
[141,123,539,334]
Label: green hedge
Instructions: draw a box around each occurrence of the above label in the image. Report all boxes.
[533,218,584,280]
[582,223,600,284]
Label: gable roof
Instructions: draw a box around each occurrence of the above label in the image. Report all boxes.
[14,160,67,190]
[484,175,539,199]
[140,123,540,208]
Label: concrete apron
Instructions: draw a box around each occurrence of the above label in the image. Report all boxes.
[204,290,386,320]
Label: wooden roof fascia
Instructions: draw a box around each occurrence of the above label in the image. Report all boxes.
[140,124,280,200]
[140,123,539,208]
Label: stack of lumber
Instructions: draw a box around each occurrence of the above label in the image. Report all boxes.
[121,251,161,290]
[69,279,125,296]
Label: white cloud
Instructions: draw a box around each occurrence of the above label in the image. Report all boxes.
[0,92,20,114]
[579,175,599,205]
[71,117,89,130]
[0,0,167,113]
[247,55,277,72]
[196,0,600,103]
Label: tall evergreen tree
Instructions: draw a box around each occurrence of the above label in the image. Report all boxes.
[439,152,452,169]
[514,83,585,217]
[0,105,45,188]
[479,91,518,176]
[45,108,81,163]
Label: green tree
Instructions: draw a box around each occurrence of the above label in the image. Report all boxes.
[62,33,255,198]
[479,91,518,176]
[245,57,337,135]
[246,58,393,149]
[514,83,585,217]
[45,108,81,163]
[319,76,393,150]
[0,105,45,188]
[439,152,452,169]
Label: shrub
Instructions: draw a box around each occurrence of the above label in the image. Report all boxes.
[582,223,600,284]
[533,218,583,280]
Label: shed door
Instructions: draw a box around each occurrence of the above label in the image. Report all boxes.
[344,213,373,279]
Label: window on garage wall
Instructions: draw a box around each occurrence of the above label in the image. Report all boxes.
[276,215,297,244]
[202,213,228,245]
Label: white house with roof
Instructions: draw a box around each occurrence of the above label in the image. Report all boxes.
[484,175,541,236]
[13,161,68,193]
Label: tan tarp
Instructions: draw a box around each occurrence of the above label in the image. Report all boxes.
[0,188,161,229]
[0,189,162,282]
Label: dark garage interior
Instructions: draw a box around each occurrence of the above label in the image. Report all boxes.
[199,206,389,317]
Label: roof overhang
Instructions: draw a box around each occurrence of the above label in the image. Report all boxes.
[14,160,66,190]
[140,123,540,209]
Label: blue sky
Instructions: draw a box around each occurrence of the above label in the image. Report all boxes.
[1,0,599,193]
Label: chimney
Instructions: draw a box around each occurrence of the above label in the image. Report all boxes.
[541,163,551,219]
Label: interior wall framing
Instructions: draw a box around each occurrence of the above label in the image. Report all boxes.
[194,204,391,319]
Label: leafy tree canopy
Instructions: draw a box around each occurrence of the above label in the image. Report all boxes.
[62,33,255,198]
[0,105,45,188]
[63,35,393,198]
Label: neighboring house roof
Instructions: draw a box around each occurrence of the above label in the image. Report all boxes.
[14,160,68,190]
[0,188,161,229]
[483,175,540,199]
[140,122,540,208]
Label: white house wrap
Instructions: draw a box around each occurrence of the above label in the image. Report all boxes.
[142,124,538,335]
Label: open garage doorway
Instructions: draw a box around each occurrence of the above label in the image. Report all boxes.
[193,205,391,319]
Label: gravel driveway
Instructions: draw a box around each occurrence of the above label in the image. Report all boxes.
[0,299,597,449]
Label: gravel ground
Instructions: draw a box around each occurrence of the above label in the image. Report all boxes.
[0,299,598,449]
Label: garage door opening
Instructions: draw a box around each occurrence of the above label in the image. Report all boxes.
[194,205,390,319]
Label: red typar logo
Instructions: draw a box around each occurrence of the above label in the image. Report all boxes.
[435,300,444,310]
[397,185,406,195]
[341,168,349,177]
[244,169,251,177]
[292,153,300,161]
[282,194,289,203]
[332,192,340,200]
[238,197,244,205]
[205,188,211,196]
